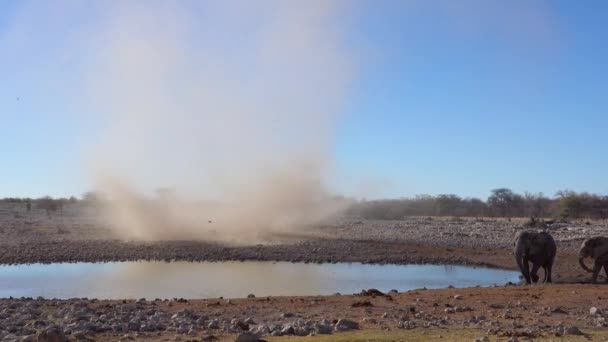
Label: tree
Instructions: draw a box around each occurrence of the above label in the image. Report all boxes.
[556,190,585,219]
[435,194,462,216]
[462,197,487,217]
[36,196,60,217]
[523,192,551,218]
[488,188,523,217]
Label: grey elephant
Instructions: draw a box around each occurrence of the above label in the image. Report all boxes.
[578,237,608,283]
[513,230,556,284]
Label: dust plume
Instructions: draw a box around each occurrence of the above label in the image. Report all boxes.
[83,1,354,241]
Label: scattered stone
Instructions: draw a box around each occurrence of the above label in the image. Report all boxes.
[207,320,220,330]
[398,320,416,330]
[231,319,249,331]
[565,326,584,336]
[595,315,607,327]
[235,332,259,342]
[351,300,373,308]
[454,295,463,300]
[551,307,568,314]
[312,322,332,335]
[37,325,67,342]
[280,325,295,335]
[590,307,601,316]
[360,289,384,296]
[334,319,359,332]
[361,317,377,324]
[250,324,270,336]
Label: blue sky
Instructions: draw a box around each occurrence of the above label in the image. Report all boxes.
[1,1,607,199]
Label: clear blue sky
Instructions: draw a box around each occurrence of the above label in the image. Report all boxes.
[1,1,607,199]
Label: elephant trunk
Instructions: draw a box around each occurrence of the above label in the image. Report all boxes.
[515,239,525,275]
[579,254,593,273]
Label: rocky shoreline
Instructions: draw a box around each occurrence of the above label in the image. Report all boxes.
[0,239,506,268]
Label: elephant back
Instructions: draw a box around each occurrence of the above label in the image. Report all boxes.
[515,230,555,257]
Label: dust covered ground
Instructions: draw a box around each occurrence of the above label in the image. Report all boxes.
[2,202,608,341]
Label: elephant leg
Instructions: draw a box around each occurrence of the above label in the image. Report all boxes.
[522,258,532,284]
[591,260,602,283]
[530,263,540,283]
[545,262,553,283]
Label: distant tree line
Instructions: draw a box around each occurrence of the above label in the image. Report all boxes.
[3,188,608,220]
[345,188,608,220]
[1,192,102,206]
[0,195,80,216]
[0,196,78,204]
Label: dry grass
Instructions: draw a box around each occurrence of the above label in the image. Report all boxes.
[266,329,608,342]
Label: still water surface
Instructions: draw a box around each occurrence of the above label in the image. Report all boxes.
[0,261,519,299]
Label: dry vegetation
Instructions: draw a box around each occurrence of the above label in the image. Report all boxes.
[346,188,608,221]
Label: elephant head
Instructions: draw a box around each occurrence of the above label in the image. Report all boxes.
[578,237,608,272]
[514,231,540,282]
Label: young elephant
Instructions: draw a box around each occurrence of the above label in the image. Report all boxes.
[578,237,608,283]
[513,230,557,284]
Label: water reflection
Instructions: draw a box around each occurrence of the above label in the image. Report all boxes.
[0,262,519,299]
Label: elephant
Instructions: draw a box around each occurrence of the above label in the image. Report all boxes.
[578,237,608,283]
[513,230,557,284]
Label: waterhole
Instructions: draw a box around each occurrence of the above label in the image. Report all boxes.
[0,261,519,299]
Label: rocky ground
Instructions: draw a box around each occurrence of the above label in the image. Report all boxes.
[3,285,608,341]
[1,202,608,341]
